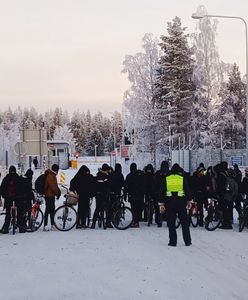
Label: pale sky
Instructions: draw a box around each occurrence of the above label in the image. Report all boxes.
[0,0,247,115]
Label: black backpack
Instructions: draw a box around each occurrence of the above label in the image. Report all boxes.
[35,174,46,195]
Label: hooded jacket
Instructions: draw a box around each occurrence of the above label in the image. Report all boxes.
[44,169,61,198]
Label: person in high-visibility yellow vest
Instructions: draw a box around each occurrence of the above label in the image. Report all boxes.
[159,163,192,247]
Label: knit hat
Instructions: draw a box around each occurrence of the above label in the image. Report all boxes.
[101,163,110,171]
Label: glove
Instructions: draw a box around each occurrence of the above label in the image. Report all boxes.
[158,203,166,214]
[186,201,192,210]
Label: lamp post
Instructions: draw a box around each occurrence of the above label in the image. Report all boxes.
[192,12,248,163]
[94,144,98,162]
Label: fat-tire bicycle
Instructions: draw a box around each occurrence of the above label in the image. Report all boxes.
[53,185,78,231]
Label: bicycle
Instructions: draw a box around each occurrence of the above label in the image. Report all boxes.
[23,191,44,232]
[111,194,133,230]
[95,193,133,230]
[204,197,223,231]
[175,199,199,228]
[239,198,248,232]
[53,185,78,231]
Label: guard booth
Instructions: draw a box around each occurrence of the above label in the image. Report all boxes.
[47,140,70,170]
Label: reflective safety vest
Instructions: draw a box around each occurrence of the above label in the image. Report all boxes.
[166,174,185,197]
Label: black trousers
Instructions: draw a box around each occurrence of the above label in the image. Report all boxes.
[129,194,144,224]
[195,192,206,225]
[166,197,191,245]
[77,197,90,226]
[2,199,26,232]
[92,193,111,225]
[44,197,55,226]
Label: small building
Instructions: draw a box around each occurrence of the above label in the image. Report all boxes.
[47,140,70,170]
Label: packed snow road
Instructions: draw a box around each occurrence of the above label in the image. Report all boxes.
[0,222,247,300]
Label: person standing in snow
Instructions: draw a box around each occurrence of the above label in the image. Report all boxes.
[43,164,61,231]
[70,165,96,228]
[159,163,192,247]
[124,163,145,228]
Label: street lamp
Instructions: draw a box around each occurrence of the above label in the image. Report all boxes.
[192,12,248,163]
[94,144,98,162]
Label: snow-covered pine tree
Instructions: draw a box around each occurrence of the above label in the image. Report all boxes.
[154,17,196,150]
[85,127,105,156]
[217,63,246,149]
[192,5,230,148]
[69,111,86,154]
[122,33,160,166]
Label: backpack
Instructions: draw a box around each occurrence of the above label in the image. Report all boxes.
[35,174,46,195]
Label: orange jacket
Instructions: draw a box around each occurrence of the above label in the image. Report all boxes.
[44,169,61,198]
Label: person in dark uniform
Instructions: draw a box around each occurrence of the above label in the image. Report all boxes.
[124,163,145,228]
[159,163,192,247]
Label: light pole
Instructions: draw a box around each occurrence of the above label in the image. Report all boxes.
[192,12,248,163]
[94,144,98,162]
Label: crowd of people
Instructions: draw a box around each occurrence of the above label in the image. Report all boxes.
[0,160,247,246]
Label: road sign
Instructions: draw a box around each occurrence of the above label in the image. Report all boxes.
[111,150,116,157]
[14,142,27,156]
[120,145,131,158]
[231,156,243,166]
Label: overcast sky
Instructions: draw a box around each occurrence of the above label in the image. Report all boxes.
[0,0,247,115]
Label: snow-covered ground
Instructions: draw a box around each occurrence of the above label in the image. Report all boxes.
[0,167,247,300]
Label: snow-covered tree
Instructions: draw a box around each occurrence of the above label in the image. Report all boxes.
[122,33,160,165]
[154,17,196,149]
[217,63,246,148]
[192,5,231,147]
[85,127,105,156]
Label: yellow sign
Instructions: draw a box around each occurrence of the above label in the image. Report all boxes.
[60,172,65,184]
[71,160,78,169]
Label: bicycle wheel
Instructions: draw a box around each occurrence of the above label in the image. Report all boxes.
[24,208,44,232]
[147,202,154,227]
[54,205,77,231]
[239,210,248,232]
[175,215,181,228]
[112,207,133,230]
[205,208,222,231]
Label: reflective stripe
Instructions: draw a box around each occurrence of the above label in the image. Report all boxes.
[166,175,185,197]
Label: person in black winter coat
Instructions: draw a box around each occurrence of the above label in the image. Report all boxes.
[0,166,25,233]
[154,161,170,225]
[70,165,96,228]
[22,169,35,209]
[216,161,233,229]
[91,163,112,229]
[108,163,124,196]
[144,164,162,227]
[124,163,145,227]
[190,166,208,226]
